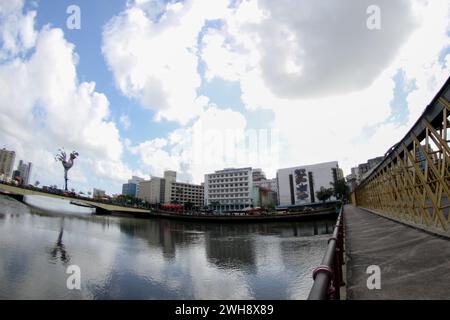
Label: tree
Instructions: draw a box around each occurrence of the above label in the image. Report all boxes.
[331,179,350,201]
[35,180,40,187]
[316,187,333,203]
[184,201,194,211]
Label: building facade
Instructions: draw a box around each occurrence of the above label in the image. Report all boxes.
[253,177,278,193]
[0,148,15,180]
[204,167,253,212]
[277,161,340,207]
[17,160,32,185]
[122,176,145,197]
[93,188,106,199]
[137,178,165,203]
[122,183,137,197]
[137,171,203,206]
[169,182,204,207]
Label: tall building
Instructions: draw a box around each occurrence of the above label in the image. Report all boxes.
[0,148,15,180]
[277,161,340,207]
[137,171,204,206]
[122,176,145,197]
[17,160,32,185]
[204,167,253,212]
[122,183,137,196]
[137,178,165,204]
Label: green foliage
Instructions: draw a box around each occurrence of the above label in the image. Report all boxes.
[331,178,350,200]
[316,187,333,203]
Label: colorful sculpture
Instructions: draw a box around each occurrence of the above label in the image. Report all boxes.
[55,149,79,191]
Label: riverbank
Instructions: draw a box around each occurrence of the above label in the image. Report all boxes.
[144,207,337,223]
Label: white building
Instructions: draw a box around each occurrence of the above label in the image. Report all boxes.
[0,148,15,180]
[137,171,204,206]
[204,167,253,212]
[277,161,340,207]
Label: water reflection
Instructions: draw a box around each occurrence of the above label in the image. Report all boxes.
[48,223,71,265]
[0,195,335,299]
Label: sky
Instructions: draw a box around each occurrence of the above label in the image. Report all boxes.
[0,0,450,195]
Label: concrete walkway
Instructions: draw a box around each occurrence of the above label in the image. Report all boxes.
[344,205,450,299]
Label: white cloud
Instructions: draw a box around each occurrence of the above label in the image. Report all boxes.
[119,114,131,130]
[202,0,417,99]
[101,0,450,180]
[197,0,450,175]
[394,0,450,125]
[130,104,279,182]
[0,0,37,60]
[102,0,229,125]
[4,0,449,195]
[0,2,134,192]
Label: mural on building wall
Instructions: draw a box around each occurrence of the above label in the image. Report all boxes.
[293,168,310,204]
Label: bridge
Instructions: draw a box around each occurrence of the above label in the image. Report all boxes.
[0,183,150,216]
[309,75,450,300]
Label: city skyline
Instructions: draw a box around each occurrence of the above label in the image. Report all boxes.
[1,0,450,195]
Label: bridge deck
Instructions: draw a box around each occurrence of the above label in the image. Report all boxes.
[0,184,149,214]
[344,205,450,299]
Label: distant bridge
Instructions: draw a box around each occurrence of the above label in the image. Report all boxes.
[0,183,150,216]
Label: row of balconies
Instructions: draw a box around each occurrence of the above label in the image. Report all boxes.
[209,188,248,193]
[207,183,249,188]
[171,192,204,196]
[208,194,250,198]
[207,177,249,182]
[171,185,204,190]
[208,199,251,204]
[207,172,249,179]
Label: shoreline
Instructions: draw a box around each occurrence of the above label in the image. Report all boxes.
[137,208,337,223]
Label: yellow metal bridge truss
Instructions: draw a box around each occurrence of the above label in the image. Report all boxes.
[355,77,450,234]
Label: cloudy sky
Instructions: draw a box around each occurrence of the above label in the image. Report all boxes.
[1,0,449,195]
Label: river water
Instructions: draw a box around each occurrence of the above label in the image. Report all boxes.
[0,195,335,300]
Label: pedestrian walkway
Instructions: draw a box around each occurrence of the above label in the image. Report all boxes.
[344,205,450,299]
